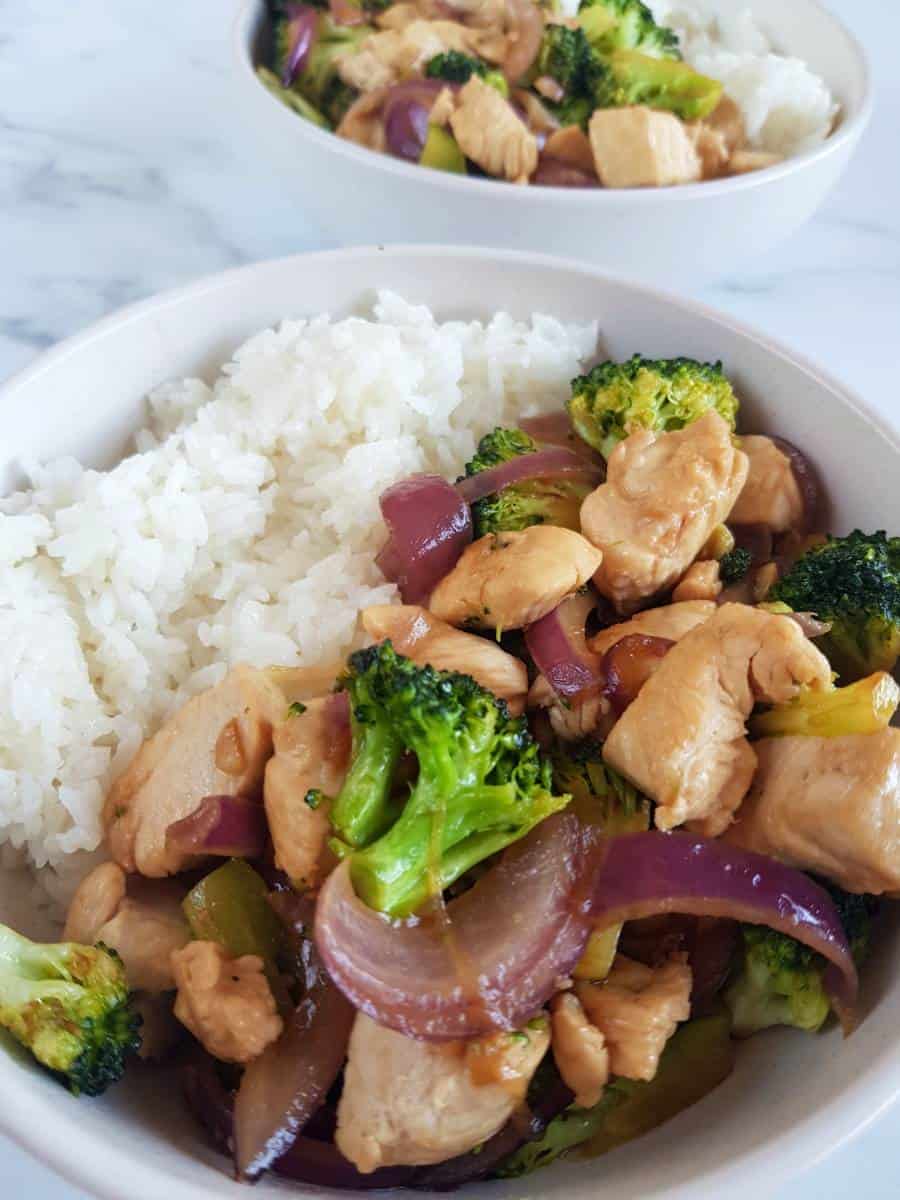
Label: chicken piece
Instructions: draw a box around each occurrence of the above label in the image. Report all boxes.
[171,941,283,1065]
[576,954,691,1081]
[336,1013,549,1173]
[63,861,127,945]
[581,412,748,614]
[543,124,596,174]
[132,992,183,1062]
[729,435,805,533]
[338,21,474,92]
[267,662,344,706]
[430,526,603,632]
[705,94,745,154]
[528,673,613,741]
[105,665,283,877]
[727,729,900,895]
[264,697,351,891]
[450,76,538,183]
[429,85,457,128]
[336,86,391,151]
[672,560,722,603]
[729,149,783,175]
[64,863,189,992]
[588,106,702,189]
[588,599,715,657]
[512,88,560,138]
[362,604,528,714]
[550,992,610,1108]
[686,121,730,178]
[603,604,832,835]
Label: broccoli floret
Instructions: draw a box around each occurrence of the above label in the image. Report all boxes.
[331,642,569,916]
[0,925,140,1096]
[577,0,681,59]
[825,883,878,967]
[750,672,900,739]
[719,545,752,585]
[463,426,592,536]
[257,67,330,127]
[569,355,738,459]
[592,48,722,120]
[769,531,900,681]
[425,50,488,83]
[536,25,608,129]
[724,925,830,1037]
[287,20,370,127]
[551,738,650,834]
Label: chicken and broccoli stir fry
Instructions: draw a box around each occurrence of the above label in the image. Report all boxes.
[255,0,818,187]
[3,349,898,1192]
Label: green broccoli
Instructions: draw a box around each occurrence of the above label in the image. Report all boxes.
[425,50,488,83]
[719,545,753,586]
[750,672,900,740]
[577,0,681,59]
[279,19,370,128]
[551,738,650,835]
[535,25,607,128]
[724,884,877,1039]
[462,426,593,536]
[0,924,140,1096]
[331,642,569,917]
[257,67,330,128]
[769,531,900,681]
[569,356,739,458]
[591,49,722,120]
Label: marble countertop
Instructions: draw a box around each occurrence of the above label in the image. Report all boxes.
[0,0,897,1196]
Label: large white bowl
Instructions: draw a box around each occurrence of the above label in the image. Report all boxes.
[232,0,871,284]
[1,247,898,1200]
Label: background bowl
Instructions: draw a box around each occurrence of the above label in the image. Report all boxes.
[1,246,898,1200]
[232,0,871,284]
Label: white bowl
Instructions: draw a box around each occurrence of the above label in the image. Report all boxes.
[231,0,871,284]
[1,246,898,1200]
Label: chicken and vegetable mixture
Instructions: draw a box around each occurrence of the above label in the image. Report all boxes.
[256,0,834,187]
[3,353,899,1190]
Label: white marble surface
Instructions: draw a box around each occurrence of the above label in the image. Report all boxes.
[0,0,897,1195]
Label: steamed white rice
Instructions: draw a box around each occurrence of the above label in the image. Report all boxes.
[646,1,838,157]
[0,294,597,910]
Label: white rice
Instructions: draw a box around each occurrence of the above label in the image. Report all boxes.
[647,1,838,157]
[0,293,597,912]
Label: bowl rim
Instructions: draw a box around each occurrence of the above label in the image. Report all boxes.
[1,244,898,1200]
[231,0,873,203]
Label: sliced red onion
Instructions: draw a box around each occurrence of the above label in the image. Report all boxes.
[601,634,674,716]
[770,437,820,532]
[785,611,833,639]
[275,1136,414,1190]
[314,812,597,1041]
[383,80,454,161]
[376,474,472,604]
[519,411,583,449]
[234,895,355,1179]
[525,591,604,701]
[456,447,601,505]
[165,794,267,860]
[532,157,600,188]
[279,4,319,85]
[591,832,859,1033]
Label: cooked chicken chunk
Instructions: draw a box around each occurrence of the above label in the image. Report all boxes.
[336,86,391,152]
[686,121,730,179]
[728,729,900,895]
[543,124,595,173]
[264,696,351,891]
[729,149,783,175]
[588,600,715,657]
[64,863,189,992]
[603,604,832,835]
[450,77,538,183]
[550,992,610,1108]
[581,413,748,614]
[362,604,528,714]
[576,954,691,1082]
[105,665,283,877]
[171,941,283,1065]
[672,560,722,603]
[430,526,603,632]
[705,94,746,154]
[588,106,702,188]
[337,1013,549,1172]
[528,674,612,741]
[729,435,804,532]
[338,21,474,92]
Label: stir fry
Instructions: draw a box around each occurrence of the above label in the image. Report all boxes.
[4,352,899,1192]
[255,0,821,187]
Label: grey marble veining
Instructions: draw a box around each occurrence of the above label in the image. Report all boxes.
[0,0,898,1196]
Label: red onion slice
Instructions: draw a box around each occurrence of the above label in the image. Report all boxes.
[519,411,594,457]
[279,4,319,85]
[376,474,472,604]
[532,157,600,188]
[601,634,674,716]
[165,794,267,860]
[383,80,456,160]
[591,832,859,1033]
[315,812,597,1041]
[786,611,833,639]
[456,447,601,505]
[770,437,820,532]
[234,895,355,1179]
[525,591,604,701]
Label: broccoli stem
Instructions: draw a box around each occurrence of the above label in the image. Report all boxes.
[331,706,403,849]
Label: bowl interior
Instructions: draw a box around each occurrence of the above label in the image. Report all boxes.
[1,247,898,1200]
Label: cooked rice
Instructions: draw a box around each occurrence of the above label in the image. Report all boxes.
[0,293,597,911]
